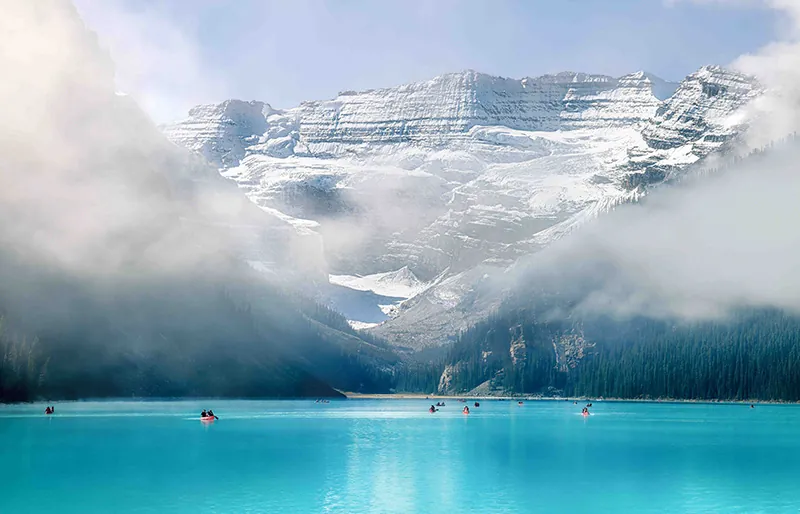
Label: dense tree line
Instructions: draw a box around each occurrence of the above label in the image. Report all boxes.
[439,308,800,401]
[443,309,563,394]
[393,361,442,393]
[0,320,48,403]
[568,310,800,400]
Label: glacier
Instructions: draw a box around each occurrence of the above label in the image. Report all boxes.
[163,66,761,348]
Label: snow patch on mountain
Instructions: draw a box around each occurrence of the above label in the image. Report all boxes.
[349,321,382,330]
[330,266,428,299]
[326,266,432,329]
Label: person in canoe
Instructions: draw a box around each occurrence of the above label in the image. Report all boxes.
[429,405,437,413]
[462,406,470,415]
[582,407,590,416]
[44,406,53,415]
[201,410,208,418]
[474,402,480,407]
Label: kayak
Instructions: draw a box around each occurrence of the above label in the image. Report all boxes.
[200,416,216,422]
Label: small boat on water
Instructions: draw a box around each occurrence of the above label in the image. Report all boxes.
[200,409,218,422]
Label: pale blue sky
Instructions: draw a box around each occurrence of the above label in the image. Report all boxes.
[73,0,779,122]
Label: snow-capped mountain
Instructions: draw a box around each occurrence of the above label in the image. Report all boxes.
[163,66,761,348]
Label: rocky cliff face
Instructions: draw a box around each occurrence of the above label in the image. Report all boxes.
[164,66,761,349]
[163,100,275,167]
[642,66,761,154]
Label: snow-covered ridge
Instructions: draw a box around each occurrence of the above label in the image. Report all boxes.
[293,70,677,145]
[165,70,683,163]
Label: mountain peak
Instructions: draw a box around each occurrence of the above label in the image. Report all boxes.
[697,64,727,74]
[690,65,758,85]
[641,64,761,151]
[620,70,668,84]
[618,71,679,100]
[166,99,277,167]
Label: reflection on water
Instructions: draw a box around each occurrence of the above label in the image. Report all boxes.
[1,400,800,513]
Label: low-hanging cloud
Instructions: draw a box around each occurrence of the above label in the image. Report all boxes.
[502,0,800,321]
[0,0,354,400]
[0,0,267,299]
[546,146,800,319]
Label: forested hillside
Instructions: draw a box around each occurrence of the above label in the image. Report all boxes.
[441,308,800,401]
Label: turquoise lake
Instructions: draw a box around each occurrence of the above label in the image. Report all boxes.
[2,399,800,513]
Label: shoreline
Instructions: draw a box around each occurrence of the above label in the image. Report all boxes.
[3,395,798,406]
[343,393,797,405]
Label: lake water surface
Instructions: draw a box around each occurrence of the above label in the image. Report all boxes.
[2,399,800,513]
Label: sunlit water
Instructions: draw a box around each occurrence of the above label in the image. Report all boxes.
[2,399,800,513]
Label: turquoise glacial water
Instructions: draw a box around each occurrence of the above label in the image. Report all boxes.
[2,399,800,513]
